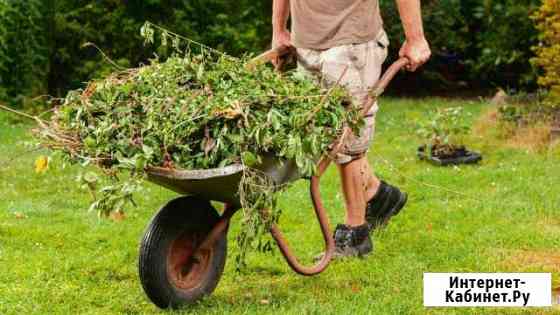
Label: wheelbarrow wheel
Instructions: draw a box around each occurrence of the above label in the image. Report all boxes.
[139,196,227,309]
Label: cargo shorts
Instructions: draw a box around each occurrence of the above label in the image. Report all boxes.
[296,30,389,164]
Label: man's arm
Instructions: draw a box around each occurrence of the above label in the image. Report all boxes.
[272,0,292,48]
[395,0,431,71]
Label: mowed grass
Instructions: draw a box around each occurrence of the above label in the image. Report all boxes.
[0,98,558,314]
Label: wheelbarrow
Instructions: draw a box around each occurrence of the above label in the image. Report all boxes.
[138,46,409,309]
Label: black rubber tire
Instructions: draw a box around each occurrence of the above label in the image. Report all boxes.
[138,196,227,309]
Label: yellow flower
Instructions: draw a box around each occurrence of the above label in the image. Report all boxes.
[34,156,49,173]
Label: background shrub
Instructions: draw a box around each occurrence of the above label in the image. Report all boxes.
[467,0,540,88]
[381,0,540,92]
[0,0,272,103]
[532,0,560,108]
[0,0,49,107]
[47,1,271,97]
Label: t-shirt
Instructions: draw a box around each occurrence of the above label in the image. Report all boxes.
[290,0,383,50]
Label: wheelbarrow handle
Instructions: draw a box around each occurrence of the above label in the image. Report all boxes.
[246,45,294,70]
[363,57,410,115]
[269,57,410,276]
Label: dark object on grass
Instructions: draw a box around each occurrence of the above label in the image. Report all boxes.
[365,180,407,232]
[417,145,482,166]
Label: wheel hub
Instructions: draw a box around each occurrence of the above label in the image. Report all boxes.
[167,232,213,290]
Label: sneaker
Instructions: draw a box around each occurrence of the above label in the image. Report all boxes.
[365,181,408,231]
[332,223,373,258]
[314,223,373,261]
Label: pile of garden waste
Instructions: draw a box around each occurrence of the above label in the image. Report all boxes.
[33,25,360,266]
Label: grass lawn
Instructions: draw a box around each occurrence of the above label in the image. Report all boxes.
[0,98,558,314]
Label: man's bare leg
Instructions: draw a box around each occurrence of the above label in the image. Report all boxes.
[337,156,380,226]
[358,156,381,202]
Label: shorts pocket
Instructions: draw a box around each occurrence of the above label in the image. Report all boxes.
[376,30,390,49]
[375,30,389,62]
[346,43,367,70]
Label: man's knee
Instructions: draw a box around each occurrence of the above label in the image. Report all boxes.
[333,114,376,164]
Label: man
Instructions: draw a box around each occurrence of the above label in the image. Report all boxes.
[272,0,431,257]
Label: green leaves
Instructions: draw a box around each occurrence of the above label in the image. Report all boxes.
[0,0,48,106]
[241,152,258,167]
[44,48,355,178]
[86,177,142,218]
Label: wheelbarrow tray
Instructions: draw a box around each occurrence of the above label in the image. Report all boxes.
[146,154,302,208]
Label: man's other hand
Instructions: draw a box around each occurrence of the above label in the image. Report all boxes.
[399,37,431,72]
[271,29,292,67]
[272,29,292,49]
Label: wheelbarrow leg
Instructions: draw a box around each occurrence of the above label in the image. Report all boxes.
[197,204,239,251]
